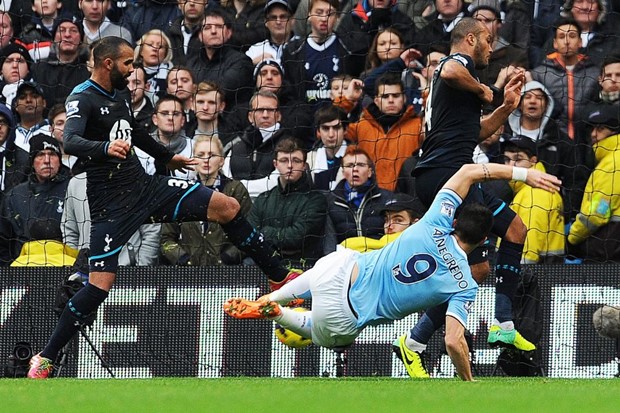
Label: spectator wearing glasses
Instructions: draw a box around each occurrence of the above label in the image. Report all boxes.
[223,90,287,198]
[323,145,394,253]
[136,94,195,178]
[167,0,208,66]
[160,134,252,266]
[246,0,294,65]
[249,136,327,267]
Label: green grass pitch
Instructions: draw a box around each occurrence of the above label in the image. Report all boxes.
[2,377,620,413]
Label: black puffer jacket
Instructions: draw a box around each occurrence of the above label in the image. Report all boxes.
[0,167,70,265]
[324,178,393,252]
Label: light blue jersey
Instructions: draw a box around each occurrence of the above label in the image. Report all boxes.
[349,188,477,328]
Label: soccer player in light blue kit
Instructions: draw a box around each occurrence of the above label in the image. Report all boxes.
[224,162,561,381]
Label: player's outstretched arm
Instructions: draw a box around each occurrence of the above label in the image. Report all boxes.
[444,163,562,201]
[166,154,198,172]
[445,316,474,381]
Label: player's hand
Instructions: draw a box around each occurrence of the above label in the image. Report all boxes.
[503,70,525,111]
[478,83,494,104]
[345,78,364,102]
[525,169,562,193]
[167,154,197,172]
[108,139,130,160]
[400,48,423,68]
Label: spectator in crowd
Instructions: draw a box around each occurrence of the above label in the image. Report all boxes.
[223,90,285,198]
[323,145,393,252]
[166,65,197,114]
[121,0,181,43]
[11,220,79,267]
[128,64,155,133]
[220,0,268,52]
[505,81,589,221]
[337,0,416,63]
[0,43,34,106]
[530,17,599,142]
[0,134,70,265]
[253,59,314,147]
[502,135,565,264]
[134,29,174,104]
[246,0,294,65]
[61,172,162,266]
[307,104,348,191]
[469,0,528,87]
[340,192,425,252]
[12,81,51,153]
[3,1,35,40]
[557,0,620,66]
[249,136,327,267]
[567,104,620,263]
[0,102,29,195]
[140,94,195,179]
[186,8,255,107]
[413,0,466,55]
[0,11,15,49]
[192,81,240,146]
[48,103,78,169]
[361,37,426,113]
[594,55,620,105]
[281,0,364,104]
[18,0,68,61]
[338,73,423,191]
[31,17,91,110]
[363,27,407,76]
[79,0,133,44]
[167,0,208,66]
[160,134,252,266]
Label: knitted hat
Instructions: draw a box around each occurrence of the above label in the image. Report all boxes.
[29,134,61,165]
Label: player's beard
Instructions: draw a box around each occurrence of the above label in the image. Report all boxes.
[473,42,489,70]
[110,64,129,90]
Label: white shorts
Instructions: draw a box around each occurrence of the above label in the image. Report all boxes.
[307,246,361,348]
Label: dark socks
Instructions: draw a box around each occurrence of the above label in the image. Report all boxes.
[220,212,288,281]
[41,283,109,360]
[410,302,449,344]
[494,240,523,322]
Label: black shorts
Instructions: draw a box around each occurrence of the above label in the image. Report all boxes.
[89,174,214,272]
[415,167,516,264]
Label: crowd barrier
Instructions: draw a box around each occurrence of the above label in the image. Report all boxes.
[1,265,619,378]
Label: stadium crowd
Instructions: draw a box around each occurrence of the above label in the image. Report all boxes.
[0,0,618,269]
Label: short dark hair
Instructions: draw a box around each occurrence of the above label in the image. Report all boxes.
[453,203,493,245]
[92,36,132,67]
[451,17,486,46]
[309,0,340,12]
[375,72,404,96]
[132,62,146,78]
[48,103,66,123]
[601,55,620,76]
[204,8,232,28]
[154,94,185,112]
[553,17,581,36]
[167,65,196,83]
[314,104,348,128]
[274,136,306,161]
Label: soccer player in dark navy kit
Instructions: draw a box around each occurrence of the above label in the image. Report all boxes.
[393,18,535,378]
[27,37,299,379]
